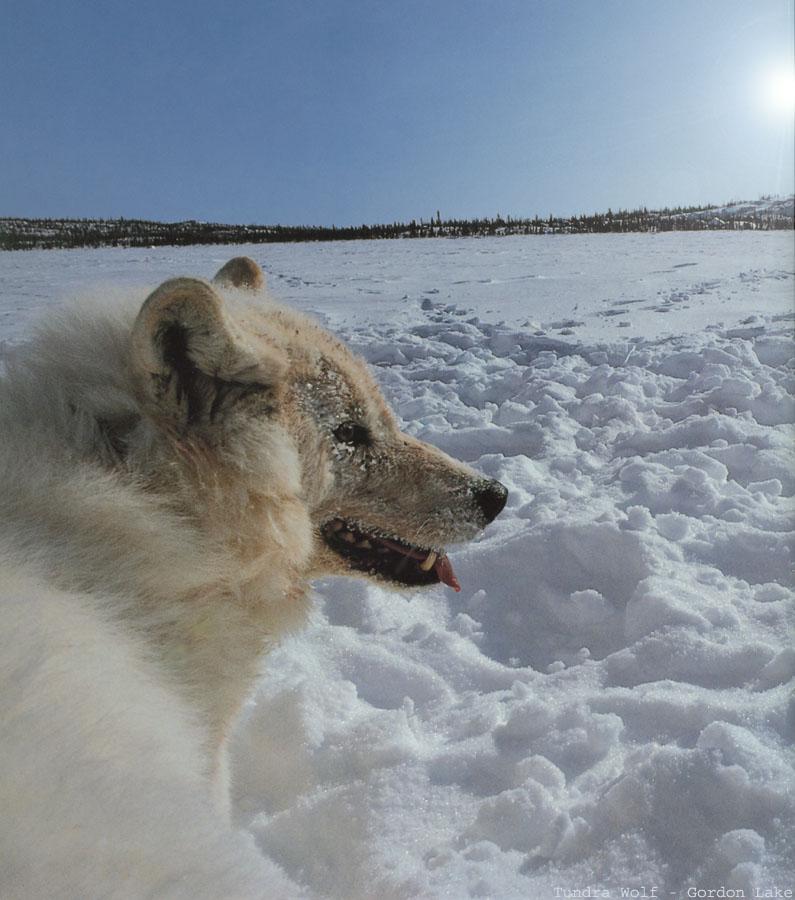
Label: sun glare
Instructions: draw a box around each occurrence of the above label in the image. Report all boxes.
[762,66,795,116]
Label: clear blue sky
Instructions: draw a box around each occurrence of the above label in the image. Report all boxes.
[1,0,793,225]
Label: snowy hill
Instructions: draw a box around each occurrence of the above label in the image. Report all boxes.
[0,231,793,897]
[1,196,792,250]
[673,196,795,229]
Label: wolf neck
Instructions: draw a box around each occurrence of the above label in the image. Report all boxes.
[141,475,313,749]
[6,436,313,752]
[165,482,314,746]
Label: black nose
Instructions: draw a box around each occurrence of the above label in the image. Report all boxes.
[474,479,508,524]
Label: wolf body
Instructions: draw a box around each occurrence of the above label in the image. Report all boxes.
[0,259,506,898]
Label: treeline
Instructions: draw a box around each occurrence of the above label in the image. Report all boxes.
[1,198,792,250]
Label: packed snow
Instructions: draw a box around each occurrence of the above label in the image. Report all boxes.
[0,232,793,899]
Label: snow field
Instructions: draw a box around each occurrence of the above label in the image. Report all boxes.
[0,232,792,897]
[236,289,793,897]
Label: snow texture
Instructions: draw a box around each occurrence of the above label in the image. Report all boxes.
[1,231,793,898]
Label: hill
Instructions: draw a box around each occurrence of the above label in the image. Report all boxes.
[1,196,792,250]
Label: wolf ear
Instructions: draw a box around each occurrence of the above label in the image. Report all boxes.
[213,256,265,291]
[131,277,286,428]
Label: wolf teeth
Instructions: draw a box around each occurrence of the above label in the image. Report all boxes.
[419,551,437,571]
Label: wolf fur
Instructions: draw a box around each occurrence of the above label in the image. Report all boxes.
[0,257,506,898]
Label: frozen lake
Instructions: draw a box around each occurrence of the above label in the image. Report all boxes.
[1,230,793,344]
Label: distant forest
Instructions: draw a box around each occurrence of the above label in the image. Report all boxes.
[1,198,793,250]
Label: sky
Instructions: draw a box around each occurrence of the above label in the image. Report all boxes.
[1,0,793,225]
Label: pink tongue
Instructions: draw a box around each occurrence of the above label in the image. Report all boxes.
[435,555,461,593]
[376,538,461,591]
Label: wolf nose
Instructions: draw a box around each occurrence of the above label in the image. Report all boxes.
[474,479,508,524]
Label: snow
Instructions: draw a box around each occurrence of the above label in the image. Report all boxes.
[1,231,793,898]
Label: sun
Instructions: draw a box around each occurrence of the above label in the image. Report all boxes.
[762,65,795,116]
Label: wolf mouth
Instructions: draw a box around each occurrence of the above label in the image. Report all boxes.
[321,518,461,591]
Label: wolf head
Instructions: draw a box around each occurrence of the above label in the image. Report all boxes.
[130,257,507,593]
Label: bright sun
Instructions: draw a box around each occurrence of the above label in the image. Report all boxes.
[762,66,795,116]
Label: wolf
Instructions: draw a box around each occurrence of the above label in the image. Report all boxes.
[0,257,507,898]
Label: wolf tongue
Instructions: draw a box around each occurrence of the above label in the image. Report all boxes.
[434,554,461,592]
[375,537,461,591]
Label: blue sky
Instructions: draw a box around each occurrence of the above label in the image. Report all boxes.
[1,0,793,224]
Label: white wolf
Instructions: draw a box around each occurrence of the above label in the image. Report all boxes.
[0,257,507,899]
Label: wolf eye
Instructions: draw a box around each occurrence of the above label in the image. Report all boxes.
[333,421,370,446]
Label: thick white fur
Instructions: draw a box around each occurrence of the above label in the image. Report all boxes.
[0,287,305,898]
[0,260,500,898]
[0,567,297,898]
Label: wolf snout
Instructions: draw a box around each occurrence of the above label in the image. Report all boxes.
[473,479,508,524]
